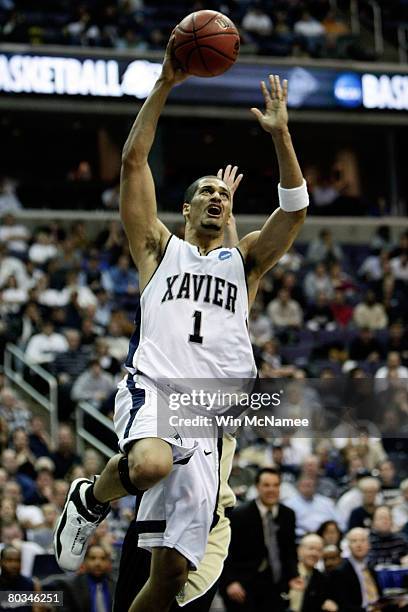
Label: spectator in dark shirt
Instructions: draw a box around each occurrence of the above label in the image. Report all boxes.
[349,327,384,362]
[29,415,52,458]
[378,459,400,505]
[53,328,89,420]
[80,316,99,349]
[25,467,54,506]
[80,251,103,291]
[306,291,336,331]
[1,448,35,502]
[329,528,382,611]
[287,534,336,612]
[11,427,36,480]
[385,322,408,365]
[322,545,342,574]
[368,506,408,566]
[0,546,41,612]
[348,477,380,530]
[50,424,81,479]
[280,271,306,307]
[95,337,121,376]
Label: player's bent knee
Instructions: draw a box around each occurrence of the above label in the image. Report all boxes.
[128,459,171,489]
[152,549,189,595]
[128,439,173,489]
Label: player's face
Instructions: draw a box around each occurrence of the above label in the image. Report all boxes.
[184,178,231,233]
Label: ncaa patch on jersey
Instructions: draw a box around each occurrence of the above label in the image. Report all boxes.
[218,250,232,261]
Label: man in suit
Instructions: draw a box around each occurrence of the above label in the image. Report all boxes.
[220,467,299,612]
[288,534,338,612]
[0,545,42,612]
[55,545,113,612]
[328,528,384,612]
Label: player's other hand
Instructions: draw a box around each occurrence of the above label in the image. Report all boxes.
[217,165,243,200]
[217,164,243,226]
[160,34,189,86]
[226,581,247,604]
[251,74,289,136]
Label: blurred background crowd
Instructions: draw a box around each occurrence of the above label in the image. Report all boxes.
[1,215,408,609]
[1,0,408,609]
[0,0,407,60]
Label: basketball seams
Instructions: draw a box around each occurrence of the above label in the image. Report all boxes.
[172,31,239,53]
[191,11,210,77]
[177,11,219,34]
[195,46,236,63]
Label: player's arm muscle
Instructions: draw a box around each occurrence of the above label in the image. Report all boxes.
[120,79,172,269]
[120,158,167,267]
[239,208,305,277]
[120,36,188,285]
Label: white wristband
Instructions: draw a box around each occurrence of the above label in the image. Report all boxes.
[278,179,309,212]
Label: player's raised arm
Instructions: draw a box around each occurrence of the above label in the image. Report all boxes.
[238,75,308,295]
[120,35,188,288]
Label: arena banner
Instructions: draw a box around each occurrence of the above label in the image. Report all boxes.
[0,50,407,111]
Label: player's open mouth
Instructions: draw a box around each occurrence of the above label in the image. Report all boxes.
[206,204,222,217]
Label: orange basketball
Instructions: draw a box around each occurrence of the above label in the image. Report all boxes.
[173,10,240,78]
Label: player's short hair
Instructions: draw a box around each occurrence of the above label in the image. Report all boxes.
[183,175,220,203]
[255,467,281,484]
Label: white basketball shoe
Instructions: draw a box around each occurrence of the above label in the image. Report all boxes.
[54,478,110,571]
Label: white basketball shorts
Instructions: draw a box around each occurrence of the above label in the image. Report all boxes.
[114,373,221,570]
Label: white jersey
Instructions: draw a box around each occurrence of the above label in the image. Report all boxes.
[126,235,256,381]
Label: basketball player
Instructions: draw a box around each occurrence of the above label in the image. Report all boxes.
[54,33,308,612]
[115,169,243,612]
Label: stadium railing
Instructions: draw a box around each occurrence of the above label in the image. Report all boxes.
[10,210,408,244]
[76,400,115,458]
[3,342,58,442]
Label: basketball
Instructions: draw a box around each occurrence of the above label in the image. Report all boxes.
[173,10,240,78]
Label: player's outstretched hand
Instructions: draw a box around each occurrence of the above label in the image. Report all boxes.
[217,164,243,203]
[161,34,189,86]
[251,74,289,136]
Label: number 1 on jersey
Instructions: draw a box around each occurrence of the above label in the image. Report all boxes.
[189,310,203,344]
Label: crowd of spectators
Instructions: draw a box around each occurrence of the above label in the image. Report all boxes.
[0,0,372,61]
[1,215,408,608]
